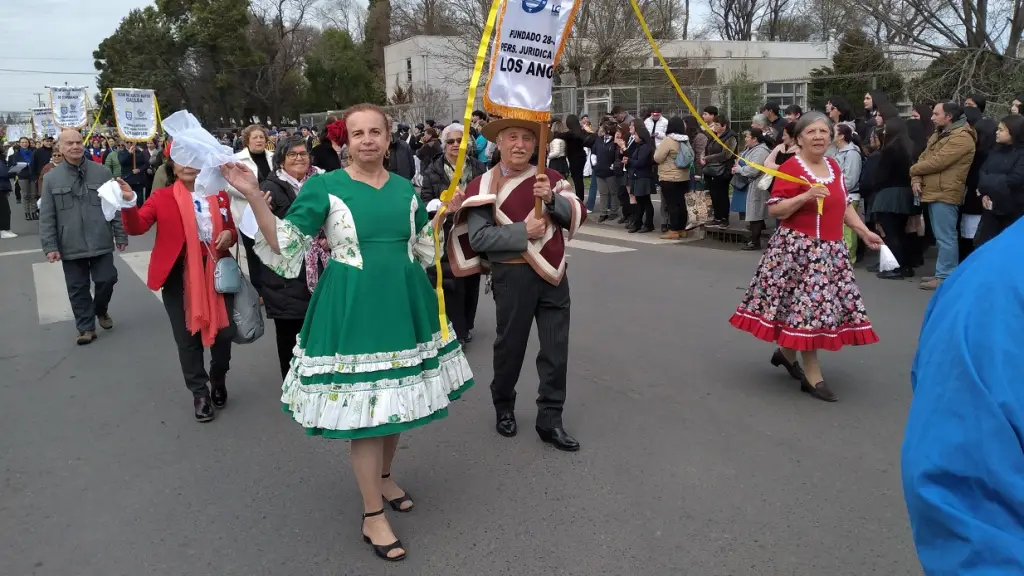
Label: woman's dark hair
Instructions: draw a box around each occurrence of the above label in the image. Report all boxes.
[164,156,178,185]
[273,135,309,168]
[632,118,653,145]
[783,121,797,140]
[713,114,730,127]
[745,127,768,146]
[1001,114,1024,145]
[615,123,630,140]
[666,116,686,137]
[881,117,913,156]
[868,90,900,120]
[828,97,853,122]
[423,127,439,140]
[913,103,935,135]
[565,114,584,134]
[682,116,701,139]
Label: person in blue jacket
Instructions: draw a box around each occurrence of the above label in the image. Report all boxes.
[902,216,1024,574]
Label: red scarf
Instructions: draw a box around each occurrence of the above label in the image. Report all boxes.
[172,181,229,347]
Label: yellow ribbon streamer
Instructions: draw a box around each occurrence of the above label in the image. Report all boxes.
[83,88,112,142]
[432,0,502,340]
[628,0,814,200]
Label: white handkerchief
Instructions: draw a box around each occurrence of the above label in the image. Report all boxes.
[426,199,443,213]
[97,180,129,221]
[240,204,259,239]
[162,110,236,198]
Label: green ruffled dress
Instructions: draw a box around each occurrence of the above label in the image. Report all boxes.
[254,170,474,439]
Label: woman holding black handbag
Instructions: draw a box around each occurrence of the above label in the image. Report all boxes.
[702,116,737,226]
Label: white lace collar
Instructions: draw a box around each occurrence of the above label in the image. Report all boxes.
[794,154,836,184]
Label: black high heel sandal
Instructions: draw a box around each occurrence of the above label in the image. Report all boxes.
[361,509,406,561]
[381,473,413,512]
[770,348,806,381]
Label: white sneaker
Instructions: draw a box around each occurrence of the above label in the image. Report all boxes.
[0,230,17,239]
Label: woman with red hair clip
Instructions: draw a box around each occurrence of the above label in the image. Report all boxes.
[311,118,347,172]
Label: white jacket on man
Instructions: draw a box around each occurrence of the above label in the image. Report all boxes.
[645,115,669,148]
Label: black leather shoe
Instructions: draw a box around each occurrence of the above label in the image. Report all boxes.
[495,411,517,437]
[194,395,215,422]
[801,379,838,402]
[770,348,805,381]
[210,377,228,409]
[536,426,580,452]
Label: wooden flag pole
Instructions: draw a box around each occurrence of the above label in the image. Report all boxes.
[535,122,549,217]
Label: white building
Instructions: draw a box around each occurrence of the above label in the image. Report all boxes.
[384,35,835,117]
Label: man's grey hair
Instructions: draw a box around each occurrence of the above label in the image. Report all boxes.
[751,114,770,128]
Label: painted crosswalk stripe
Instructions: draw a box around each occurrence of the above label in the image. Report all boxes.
[576,226,684,245]
[566,239,634,253]
[33,261,77,325]
[118,251,162,303]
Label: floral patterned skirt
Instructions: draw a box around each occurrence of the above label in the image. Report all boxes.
[728,227,880,351]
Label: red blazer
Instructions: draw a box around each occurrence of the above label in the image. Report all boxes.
[121,186,238,291]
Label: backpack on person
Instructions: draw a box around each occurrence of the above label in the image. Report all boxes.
[674,139,695,170]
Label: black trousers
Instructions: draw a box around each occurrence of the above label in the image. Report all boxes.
[162,263,233,398]
[62,253,118,333]
[490,262,570,428]
[274,318,304,379]
[876,213,910,270]
[632,195,654,229]
[706,174,731,221]
[571,173,585,203]
[462,273,481,333]
[132,182,147,207]
[0,191,10,230]
[659,180,688,231]
[241,234,262,292]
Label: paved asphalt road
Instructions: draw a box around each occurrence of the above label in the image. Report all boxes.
[0,195,928,576]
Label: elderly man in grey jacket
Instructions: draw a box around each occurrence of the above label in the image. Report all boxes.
[39,129,127,345]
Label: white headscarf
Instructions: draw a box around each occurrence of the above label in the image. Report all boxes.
[161,110,236,197]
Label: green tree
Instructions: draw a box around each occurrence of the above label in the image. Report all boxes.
[304,29,380,110]
[807,29,903,112]
[725,67,761,128]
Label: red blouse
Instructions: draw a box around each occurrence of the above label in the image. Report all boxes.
[767,156,847,241]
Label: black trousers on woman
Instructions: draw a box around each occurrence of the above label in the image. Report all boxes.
[570,172,585,204]
[632,195,655,230]
[274,318,304,378]
[706,174,731,222]
[659,180,689,231]
[0,192,10,231]
[241,234,262,292]
[162,262,234,398]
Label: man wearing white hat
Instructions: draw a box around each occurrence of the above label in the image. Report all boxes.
[448,118,587,451]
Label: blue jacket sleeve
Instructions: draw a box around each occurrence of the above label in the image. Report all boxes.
[902,274,1024,575]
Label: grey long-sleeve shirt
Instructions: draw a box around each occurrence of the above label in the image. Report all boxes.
[466,192,574,263]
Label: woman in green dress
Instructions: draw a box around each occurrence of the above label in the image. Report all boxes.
[220,104,474,562]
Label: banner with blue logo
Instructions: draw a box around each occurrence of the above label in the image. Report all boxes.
[483,0,580,121]
[112,88,158,142]
[48,86,89,129]
[31,107,59,139]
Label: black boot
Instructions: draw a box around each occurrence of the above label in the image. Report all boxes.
[194,395,215,422]
[210,376,228,409]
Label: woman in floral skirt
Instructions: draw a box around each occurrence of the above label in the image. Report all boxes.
[221,103,473,562]
[729,112,883,402]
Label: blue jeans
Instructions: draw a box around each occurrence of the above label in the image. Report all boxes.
[927,202,959,279]
[586,176,597,211]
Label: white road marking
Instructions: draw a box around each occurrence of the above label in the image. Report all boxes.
[33,261,77,325]
[566,239,634,253]
[576,226,684,245]
[118,251,162,303]
[0,249,40,257]
[33,251,160,325]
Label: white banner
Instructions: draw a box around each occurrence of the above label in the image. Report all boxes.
[5,125,30,142]
[483,0,579,120]
[49,86,89,128]
[32,107,60,139]
[112,88,158,142]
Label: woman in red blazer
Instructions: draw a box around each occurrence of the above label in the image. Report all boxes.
[119,156,238,423]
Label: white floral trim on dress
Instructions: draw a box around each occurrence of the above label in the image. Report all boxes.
[289,325,459,376]
[281,347,474,431]
[408,195,438,268]
[253,195,363,279]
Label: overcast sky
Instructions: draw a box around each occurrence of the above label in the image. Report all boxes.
[0,0,153,111]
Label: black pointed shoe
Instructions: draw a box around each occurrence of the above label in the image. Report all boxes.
[536,426,580,452]
[210,377,228,409]
[495,411,517,437]
[770,348,806,382]
[194,395,215,422]
[801,379,838,402]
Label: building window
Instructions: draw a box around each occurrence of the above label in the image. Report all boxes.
[763,82,805,107]
[406,58,413,84]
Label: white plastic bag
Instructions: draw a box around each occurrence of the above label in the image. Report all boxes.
[878,244,900,272]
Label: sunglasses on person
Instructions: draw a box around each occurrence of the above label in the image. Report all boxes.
[445,138,462,145]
